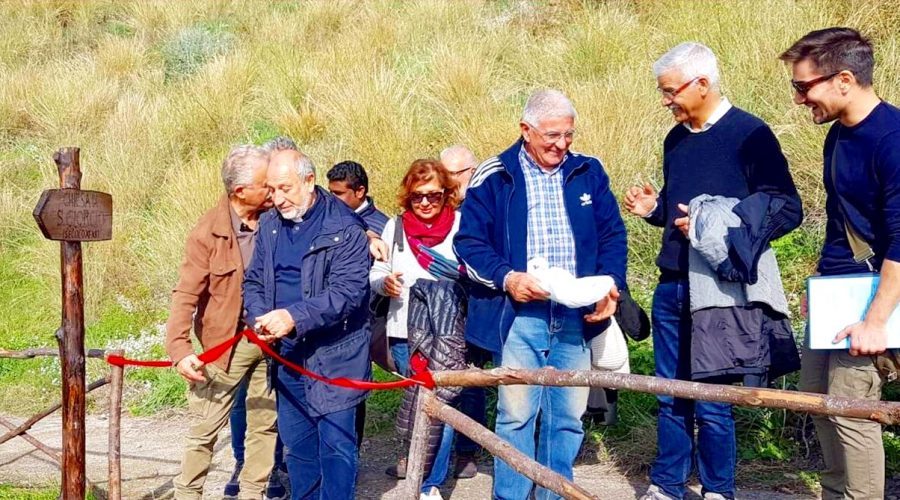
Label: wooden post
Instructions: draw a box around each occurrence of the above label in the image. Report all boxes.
[55,147,87,500]
[108,350,124,500]
[32,147,112,499]
[423,395,598,500]
[405,388,432,499]
[432,368,900,425]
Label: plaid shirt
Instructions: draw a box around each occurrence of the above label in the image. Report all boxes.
[519,145,577,275]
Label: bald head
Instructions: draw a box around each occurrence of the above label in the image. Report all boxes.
[267,149,317,221]
[440,144,478,194]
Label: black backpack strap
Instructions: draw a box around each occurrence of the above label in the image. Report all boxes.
[394,214,405,253]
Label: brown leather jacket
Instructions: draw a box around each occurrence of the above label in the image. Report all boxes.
[165,196,244,371]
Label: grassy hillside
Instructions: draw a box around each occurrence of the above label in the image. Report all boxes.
[2,0,900,479]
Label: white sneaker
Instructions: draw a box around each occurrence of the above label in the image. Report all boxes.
[703,493,728,500]
[420,486,444,500]
[638,485,677,500]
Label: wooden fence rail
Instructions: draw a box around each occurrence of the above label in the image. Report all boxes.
[0,347,123,499]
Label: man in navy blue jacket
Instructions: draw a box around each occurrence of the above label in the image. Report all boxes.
[454,89,626,500]
[781,27,900,499]
[625,42,801,500]
[243,146,371,500]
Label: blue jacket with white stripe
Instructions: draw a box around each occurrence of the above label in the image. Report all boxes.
[453,138,627,354]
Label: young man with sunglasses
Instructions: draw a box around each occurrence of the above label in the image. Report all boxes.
[624,42,802,500]
[780,27,900,499]
[454,89,626,500]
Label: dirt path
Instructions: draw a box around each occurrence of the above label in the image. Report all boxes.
[0,413,817,499]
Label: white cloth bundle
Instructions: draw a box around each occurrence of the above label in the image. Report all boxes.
[589,316,630,373]
[527,257,614,309]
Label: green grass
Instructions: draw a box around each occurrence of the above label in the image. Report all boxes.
[0,484,97,500]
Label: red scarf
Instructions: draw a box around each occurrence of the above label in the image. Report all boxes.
[402,206,455,249]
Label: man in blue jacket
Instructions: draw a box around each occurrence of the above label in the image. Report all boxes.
[243,146,371,500]
[454,89,626,500]
[781,27,900,499]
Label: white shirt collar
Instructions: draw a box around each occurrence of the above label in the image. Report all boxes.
[683,97,732,133]
[354,198,370,214]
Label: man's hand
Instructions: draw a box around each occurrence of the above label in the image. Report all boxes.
[368,231,388,262]
[175,354,206,383]
[834,320,888,356]
[624,183,658,217]
[383,271,404,297]
[255,309,296,343]
[585,285,620,323]
[673,203,690,237]
[505,272,550,303]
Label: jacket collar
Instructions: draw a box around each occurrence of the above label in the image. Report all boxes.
[211,195,236,238]
[260,186,362,237]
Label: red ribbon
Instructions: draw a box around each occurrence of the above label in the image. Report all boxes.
[106,329,434,391]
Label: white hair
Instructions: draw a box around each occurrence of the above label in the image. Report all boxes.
[221,145,269,195]
[521,89,577,126]
[653,42,720,90]
[262,135,298,153]
[439,144,478,169]
[265,138,315,179]
[293,153,316,178]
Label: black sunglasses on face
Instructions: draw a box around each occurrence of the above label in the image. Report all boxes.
[791,72,840,95]
[410,191,444,205]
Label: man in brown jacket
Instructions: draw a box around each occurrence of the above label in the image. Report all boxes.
[165,144,276,500]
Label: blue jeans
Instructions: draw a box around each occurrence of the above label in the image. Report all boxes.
[650,280,735,499]
[389,338,453,492]
[276,365,358,500]
[494,303,590,500]
[455,386,486,454]
[231,377,284,467]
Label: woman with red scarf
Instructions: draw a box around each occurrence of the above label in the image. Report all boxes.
[370,158,463,500]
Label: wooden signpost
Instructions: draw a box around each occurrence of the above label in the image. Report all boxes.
[32,147,112,500]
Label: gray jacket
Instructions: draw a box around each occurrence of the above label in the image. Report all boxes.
[688,195,789,316]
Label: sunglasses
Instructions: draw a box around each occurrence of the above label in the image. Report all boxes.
[791,72,840,96]
[410,191,445,205]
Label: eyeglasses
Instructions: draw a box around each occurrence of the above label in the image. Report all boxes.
[790,72,840,96]
[449,167,473,178]
[657,77,699,100]
[531,127,576,143]
[410,190,445,205]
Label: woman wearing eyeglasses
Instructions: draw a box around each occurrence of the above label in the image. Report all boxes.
[369,158,463,500]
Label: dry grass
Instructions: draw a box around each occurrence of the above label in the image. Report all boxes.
[1,0,899,410]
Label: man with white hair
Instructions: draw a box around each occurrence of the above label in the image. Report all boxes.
[243,147,372,499]
[454,89,627,499]
[624,42,802,500]
[440,144,478,197]
[166,145,277,500]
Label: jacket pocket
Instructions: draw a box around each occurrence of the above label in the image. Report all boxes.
[308,328,371,412]
[209,261,238,296]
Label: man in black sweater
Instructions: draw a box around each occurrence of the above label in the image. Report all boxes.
[781,27,900,499]
[624,42,802,500]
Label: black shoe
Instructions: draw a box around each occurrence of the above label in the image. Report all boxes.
[384,457,407,479]
[454,452,478,479]
[223,461,243,498]
[265,470,287,500]
[584,402,618,426]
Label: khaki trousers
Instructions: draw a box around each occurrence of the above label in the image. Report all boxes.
[800,347,885,500]
[173,338,276,500]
